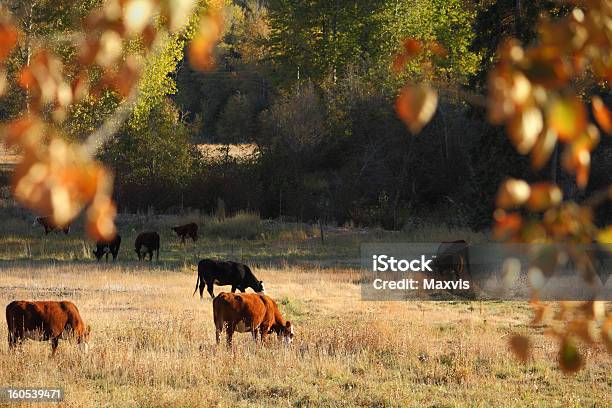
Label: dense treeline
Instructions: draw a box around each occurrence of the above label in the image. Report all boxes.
[1,0,610,228]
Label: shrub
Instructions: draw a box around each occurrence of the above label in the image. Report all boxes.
[205,211,263,239]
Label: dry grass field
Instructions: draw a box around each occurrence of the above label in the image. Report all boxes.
[0,262,610,407]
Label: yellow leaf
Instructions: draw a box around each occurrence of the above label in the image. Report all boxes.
[598,226,612,243]
[548,97,587,142]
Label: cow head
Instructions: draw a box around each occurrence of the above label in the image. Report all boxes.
[282,321,294,344]
[254,280,265,293]
[79,325,91,353]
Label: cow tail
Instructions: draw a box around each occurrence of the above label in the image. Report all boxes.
[192,272,200,297]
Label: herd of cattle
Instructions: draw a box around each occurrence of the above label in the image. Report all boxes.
[6,221,294,354]
[8,219,479,355]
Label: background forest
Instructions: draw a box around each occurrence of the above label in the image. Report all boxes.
[1,0,610,230]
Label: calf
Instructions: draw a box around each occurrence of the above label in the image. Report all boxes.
[34,216,70,235]
[93,234,121,262]
[171,222,198,243]
[134,231,160,261]
[6,300,90,355]
[213,292,294,346]
[193,259,264,299]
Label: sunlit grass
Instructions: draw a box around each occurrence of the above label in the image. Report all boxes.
[0,264,610,407]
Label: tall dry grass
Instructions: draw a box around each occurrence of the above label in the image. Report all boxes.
[0,264,609,407]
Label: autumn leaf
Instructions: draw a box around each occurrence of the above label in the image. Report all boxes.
[548,97,588,143]
[592,96,611,134]
[396,85,438,134]
[558,338,583,374]
[188,12,224,71]
[509,334,530,363]
[496,178,530,209]
[598,226,612,243]
[507,107,542,154]
[0,22,18,62]
[526,182,562,212]
[531,128,558,170]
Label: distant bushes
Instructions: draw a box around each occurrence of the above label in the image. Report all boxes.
[204,211,263,240]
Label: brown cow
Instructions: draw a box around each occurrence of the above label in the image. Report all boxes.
[6,300,90,355]
[34,216,70,235]
[171,222,198,243]
[213,292,294,347]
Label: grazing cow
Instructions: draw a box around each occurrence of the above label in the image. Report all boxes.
[135,231,160,261]
[171,222,198,243]
[6,300,90,355]
[93,234,122,262]
[431,240,471,281]
[213,292,294,346]
[34,216,70,235]
[193,259,264,299]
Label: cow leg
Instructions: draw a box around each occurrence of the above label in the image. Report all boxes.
[259,326,268,343]
[51,337,59,356]
[231,285,237,293]
[155,249,159,262]
[206,280,215,298]
[215,327,221,345]
[226,324,235,348]
[8,332,16,350]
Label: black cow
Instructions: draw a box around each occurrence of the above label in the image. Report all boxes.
[431,240,471,281]
[93,234,121,262]
[193,259,265,299]
[171,222,198,243]
[135,232,160,261]
[34,216,70,235]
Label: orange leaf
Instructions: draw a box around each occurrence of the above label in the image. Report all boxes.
[509,334,530,363]
[86,195,117,241]
[493,210,522,241]
[592,96,611,134]
[558,338,583,374]
[188,13,223,72]
[395,85,438,134]
[531,128,558,170]
[402,38,422,57]
[526,182,562,212]
[496,178,530,209]
[0,22,18,62]
[562,144,591,189]
[548,97,588,143]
